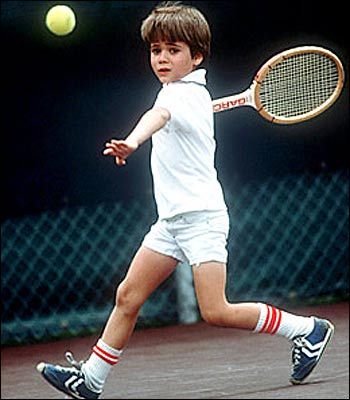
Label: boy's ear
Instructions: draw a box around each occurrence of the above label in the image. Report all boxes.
[193,52,204,67]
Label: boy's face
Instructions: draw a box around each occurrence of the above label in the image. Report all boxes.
[150,41,203,84]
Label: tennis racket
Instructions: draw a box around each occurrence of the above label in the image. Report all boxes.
[212,46,345,124]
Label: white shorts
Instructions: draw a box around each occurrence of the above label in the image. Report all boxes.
[142,210,229,266]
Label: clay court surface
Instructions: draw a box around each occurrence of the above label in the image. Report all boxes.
[1,302,349,399]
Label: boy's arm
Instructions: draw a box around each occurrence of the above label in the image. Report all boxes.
[103,106,170,165]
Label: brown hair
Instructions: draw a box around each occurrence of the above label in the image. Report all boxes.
[140,1,211,60]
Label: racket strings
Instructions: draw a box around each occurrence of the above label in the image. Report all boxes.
[259,53,340,119]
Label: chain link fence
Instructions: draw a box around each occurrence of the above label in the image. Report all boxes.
[2,169,348,345]
[225,170,348,304]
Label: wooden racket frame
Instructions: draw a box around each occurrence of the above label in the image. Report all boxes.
[212,46,345,124]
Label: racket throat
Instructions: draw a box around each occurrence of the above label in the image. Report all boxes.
[212,87,254,113]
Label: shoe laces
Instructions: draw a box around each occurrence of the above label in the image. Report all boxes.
[65,351,84,370]
[65,351,100,394]
[291,337,305,367]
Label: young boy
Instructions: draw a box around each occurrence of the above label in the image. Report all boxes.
[37,2,334,399]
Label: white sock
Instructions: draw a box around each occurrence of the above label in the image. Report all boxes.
[254,303,315,340]
[82,339,123,391]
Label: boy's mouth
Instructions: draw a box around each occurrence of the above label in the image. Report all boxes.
[158,68,170,74]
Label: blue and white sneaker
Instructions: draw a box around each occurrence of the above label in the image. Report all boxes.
[290,317,334,384]
[37,352,101,399]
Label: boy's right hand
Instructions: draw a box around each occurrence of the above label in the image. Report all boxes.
[103,138,139,166]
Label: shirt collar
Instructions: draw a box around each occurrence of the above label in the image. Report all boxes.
[163,69,207,87]
[181,68,207,84]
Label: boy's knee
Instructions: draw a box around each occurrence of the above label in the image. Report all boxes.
[199,305,225,326]
[115,282,142,315]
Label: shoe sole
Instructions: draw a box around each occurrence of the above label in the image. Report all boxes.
[290,320,335,385]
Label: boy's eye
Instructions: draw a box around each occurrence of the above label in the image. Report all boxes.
[151,48,161,55]
[151,47,180,55]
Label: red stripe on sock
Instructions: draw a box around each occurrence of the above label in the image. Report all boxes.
[260,305,271,333]
[265,306,277,333]
[95,345,119,361]
[270,309,282,335]
[93,345,119,365]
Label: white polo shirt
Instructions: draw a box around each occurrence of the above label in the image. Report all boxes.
[151,68,227,219]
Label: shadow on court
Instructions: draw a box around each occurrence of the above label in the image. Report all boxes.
[1,302,349,399]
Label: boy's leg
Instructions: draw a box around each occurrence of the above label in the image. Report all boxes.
[38,246,178,399]
[192,261,260,328]
[192,261,334,384]
[101,245,179,350]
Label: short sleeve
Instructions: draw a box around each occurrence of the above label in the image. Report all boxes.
[153,84,191,132]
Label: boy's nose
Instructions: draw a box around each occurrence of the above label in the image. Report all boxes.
[159,51,169,62]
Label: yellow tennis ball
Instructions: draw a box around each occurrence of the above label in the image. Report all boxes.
[45,5,76,36]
